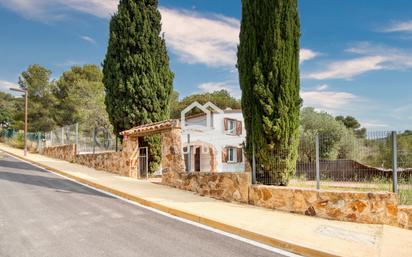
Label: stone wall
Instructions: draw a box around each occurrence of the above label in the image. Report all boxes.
[42,143,132,177]
[398,206,412,230]
[163,172,412,229]
[75,152,128,176]
[162,171,250,203]
[249,185,399,226]
[42,144,77,162]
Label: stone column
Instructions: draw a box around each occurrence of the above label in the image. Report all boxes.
[121,135,139,178]
[161,128,185,174]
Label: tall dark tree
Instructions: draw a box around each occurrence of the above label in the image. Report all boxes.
[238,0,301,185]
[103,0,174,172]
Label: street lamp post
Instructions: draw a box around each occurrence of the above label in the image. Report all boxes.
[10,87,28,156]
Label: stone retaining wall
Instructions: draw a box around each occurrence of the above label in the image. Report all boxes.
[42,144,77,162]
[249,185,399,226]
[398,206,412,229]
[162,171,250,203]
[163,172,411,229]
[42,145,129,177]
[76,152,128,176]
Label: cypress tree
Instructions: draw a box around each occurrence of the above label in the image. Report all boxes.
[103,0,174,173]
[237,0,301,185]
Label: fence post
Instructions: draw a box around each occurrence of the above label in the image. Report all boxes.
[75,123,79,154]
[252,141,257,184]
[92,127,96,154]
[145,147,149,180]
[315,134,320,190]
[50,131,53,146]
[392,131,398,193]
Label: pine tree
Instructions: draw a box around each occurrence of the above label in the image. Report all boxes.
[103,0,174,173]
[237,0,301,185]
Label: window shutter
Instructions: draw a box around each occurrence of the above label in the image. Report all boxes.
[222,147,228,163]
[236,121,242,135]
[237,148,243,163]
[224,118,228,131]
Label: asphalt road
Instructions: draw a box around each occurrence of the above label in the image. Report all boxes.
[0,153,289,257]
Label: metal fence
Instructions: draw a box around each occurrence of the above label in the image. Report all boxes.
[0,129,43,152]
[44,124,120,154]
[1,124,121,154]
[255,131,412,204]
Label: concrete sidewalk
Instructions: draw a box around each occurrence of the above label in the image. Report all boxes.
[1,144,411,257]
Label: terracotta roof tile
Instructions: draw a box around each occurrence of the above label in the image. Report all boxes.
[120,119,180,136]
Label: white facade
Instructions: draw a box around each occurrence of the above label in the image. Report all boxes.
[181,102,246,173]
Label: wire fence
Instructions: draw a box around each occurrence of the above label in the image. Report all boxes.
[0,129,43,152]
[255,131,412,204]
[0,124,121,154]
[44,124,120,154]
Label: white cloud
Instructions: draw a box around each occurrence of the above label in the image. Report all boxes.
[382,20,412,33]
[161,8,318,68]
[305,42,412,80]
[315,84,329,91]
[304,56,385,80]
[0,0,117,20]
[347,42,412,70]
[80,35,96,44]
[361,121,389,129]
[160,8,240,68]
[197,81,241,98]
[1,1,317,68]
[0,80,19,93]
[301,90,358,114]
[300,49,319,63]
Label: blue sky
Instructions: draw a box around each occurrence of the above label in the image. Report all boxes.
[0,0,411,130]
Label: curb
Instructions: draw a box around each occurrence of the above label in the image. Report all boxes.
[1,149,340,257]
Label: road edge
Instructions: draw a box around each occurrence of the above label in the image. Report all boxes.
[1,149,340,257]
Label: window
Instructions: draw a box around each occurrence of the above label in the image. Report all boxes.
[222,147,243,163]
[225,119,236,135]
[228,147,236,162]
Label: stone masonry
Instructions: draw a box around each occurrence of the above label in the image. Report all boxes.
[249,185,399,226]
[398,205,412,230]
[42,144,77,162]
[162,171,250,203]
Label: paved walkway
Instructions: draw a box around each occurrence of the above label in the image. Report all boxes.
[1,144,411,257]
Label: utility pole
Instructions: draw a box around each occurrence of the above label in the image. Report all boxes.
[10,87,28,156]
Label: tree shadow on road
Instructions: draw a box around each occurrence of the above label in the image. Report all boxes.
[0,157,111,198]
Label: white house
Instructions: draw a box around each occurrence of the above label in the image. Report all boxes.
[180,102,246,173]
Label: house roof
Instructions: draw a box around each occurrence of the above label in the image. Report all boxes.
[120,119,180,137]
[185,109,242,121]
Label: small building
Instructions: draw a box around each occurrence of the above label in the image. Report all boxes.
[181,102,246,173]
